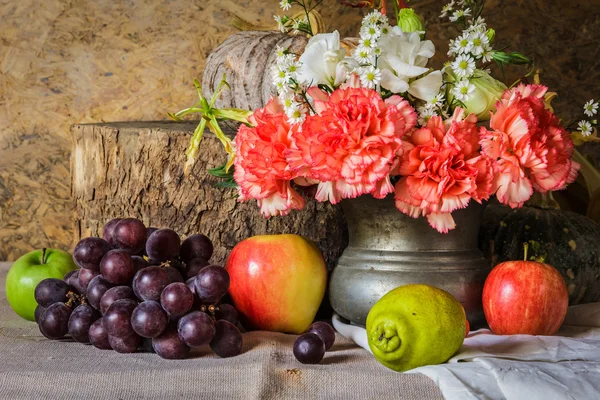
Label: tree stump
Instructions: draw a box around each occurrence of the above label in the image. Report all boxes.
[71,122,348,270]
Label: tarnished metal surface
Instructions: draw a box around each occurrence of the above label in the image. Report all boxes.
[329,195,490,328]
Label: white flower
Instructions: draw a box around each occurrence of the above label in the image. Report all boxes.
[363,10,387,26]
[440,2,454,19]
[450,8,471,22]
[451,54,476,78]
[353,45,374,65]
[380,22,391,35]
[469,32,489,56]
[578,120,593,136]
[275,81,292,95]
[428,92,445,108]
[287,107,306,125]
[297,31,354,88]
[480,49,494,63]
[360,25,382,41]
[358,66,382,89]
[451,33,472,55]
[584,100,599,117]
[418,106,438,125]
[274,15,288,33]
[378,29,443,101]
[467,17,487,33]
[453,79,476,102]
[359,37,377,48]
[272,66,288,85]
[275,45,286,58]
[279,0,292,10]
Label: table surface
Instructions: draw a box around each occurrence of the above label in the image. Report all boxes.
[0,262,444,400]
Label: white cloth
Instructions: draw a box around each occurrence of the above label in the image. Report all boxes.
[333,304,600,400]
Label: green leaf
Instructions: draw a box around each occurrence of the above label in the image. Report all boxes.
[215,180,239,189]
[207,165,232,179]
[184,118,208,175]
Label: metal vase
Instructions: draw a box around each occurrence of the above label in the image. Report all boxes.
[329,195,490,328]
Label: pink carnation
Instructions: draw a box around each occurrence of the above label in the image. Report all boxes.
[287,86,417,203]
[234,98,305,217]
[481,84,579,208]
[394,109,493,233]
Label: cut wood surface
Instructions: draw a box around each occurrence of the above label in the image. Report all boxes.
[71,122,348,270]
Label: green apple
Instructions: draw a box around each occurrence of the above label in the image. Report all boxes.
[6,248,78,321]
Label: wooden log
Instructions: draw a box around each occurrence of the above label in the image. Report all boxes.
[71,122,348,270]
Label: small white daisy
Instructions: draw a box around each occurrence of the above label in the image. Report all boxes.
[275,81,292,95]
[578,120,593,137]
[429,93,446,109]
[279,0,292,11]
[380,22,391,35]
[440,2,454,19]
[272,67,288,85]
[291,18,307,35]
[359,37,377,49]
[274,15,289,33]
[353,46,373,65]
[360,24,382,41]
[358,66,382,89]
[287,107,306,125]
[469,32,489,56]
[275,45,286,58]
[480,49,494,63]
[451,54,476,78]
[418,106,438,126]
[450,8,471,22]
[453,79,475,102]
[467,17,487,33]
[584,100,599,117]
[452,33,472,55]
[363,10,386,26]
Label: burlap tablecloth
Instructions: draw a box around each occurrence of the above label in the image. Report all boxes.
[0,262,443,399]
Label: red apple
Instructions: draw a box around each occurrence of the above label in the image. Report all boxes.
[483,259,568,335]
[225,234,327,334]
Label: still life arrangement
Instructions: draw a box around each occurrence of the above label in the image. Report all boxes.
[5,0,600,386]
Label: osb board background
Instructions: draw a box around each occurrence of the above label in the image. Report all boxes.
[0,0,599,261]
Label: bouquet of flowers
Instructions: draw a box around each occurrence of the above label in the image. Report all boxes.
[177,0,585,234]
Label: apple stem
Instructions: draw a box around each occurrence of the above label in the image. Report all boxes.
[523,242,529,261]
[41,248,47,264]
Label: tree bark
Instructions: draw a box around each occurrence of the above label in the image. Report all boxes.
[71,122,348,270]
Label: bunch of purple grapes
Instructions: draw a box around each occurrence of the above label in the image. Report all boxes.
[34,217,243,360]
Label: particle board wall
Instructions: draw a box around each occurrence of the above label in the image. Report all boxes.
[0,0,599,261]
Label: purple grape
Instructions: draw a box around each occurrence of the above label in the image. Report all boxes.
[100,286,136,314]
[146,229,181,262]
[103,299,137,337]
[68,304,100,343]
[73,237,112,271]
[89,318,112,349]
[164,267,184,283]
[102,218,122,246]
[86,276,114,311]
[293,333,325,364]
[132,266,170,302]
[100,249,135,285]
[35,305,46,324]
[160,283,194,317]
[215,304,239,326]
[194,266,230,304]
[39,303,73,339]
[34,278,71,308]
[108,332,142,353]
[137,227,158,256]
[308,321,336,351]
[131,301,168,338]
[64,270,77,281]
[210,320,242,358]
[78,268,99,290]
[177,311,215,347]
[180,234,213,263]
[152,325,190,359]
[185,277,196,295]
[185,258,209,279]
[132,255,150,272]
[112,218,147,254]
[66,270,86,295]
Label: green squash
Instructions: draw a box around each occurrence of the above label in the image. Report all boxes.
[479,200,600,305]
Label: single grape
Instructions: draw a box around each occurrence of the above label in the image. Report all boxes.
[112,218,147,254]
[177,311,215,347]
[100,286,136,314]
[34,278,71,308]
[210,320,243,358]
[100,249,135,285]
[66,270,86,295]
[160,283,194,317]
[109,332,142,353]
[185,277,196,295]
[152,325,190,359]
[215,304,239,326]
[103,299,138,337]
[68,304,101,343]
[194,266,230,304]
[308,321,336,351]
[89,318,112,349]
[293,333,325,364]
[132,266,170,302]
[87,275,114,311]
[137,227,158,256]
[39,303,73,339]
[163,267,184,283]
[34,305,46,324]
[73,237,112,271]
[185,258,209,280]
[78,268,99,290]
[180,234,213,264]
[131,301,168,338]
[64,269,77,281]
[102,218,122,246]
[146,229,181,262]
